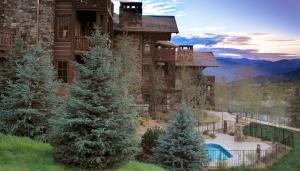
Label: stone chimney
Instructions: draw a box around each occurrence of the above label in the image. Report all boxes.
[119,2,142,28]
[177,45,194,63]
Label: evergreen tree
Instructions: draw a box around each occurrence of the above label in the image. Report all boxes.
[152,106,208,171]
[288,85,300,127]
[0,36,25,133]
[49,29,137,169]
[0,45,60,141]
[0,36,25,99]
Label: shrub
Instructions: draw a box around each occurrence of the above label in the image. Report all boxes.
[203,130,209,135]
[141,127,165,155]
[209,133,216,139]
[229,132,235,136]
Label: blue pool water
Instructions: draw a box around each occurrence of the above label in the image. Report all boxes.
[205,143,233,161]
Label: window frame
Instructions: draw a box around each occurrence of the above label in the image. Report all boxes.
[57,61,68,83]
[55,15,72,41]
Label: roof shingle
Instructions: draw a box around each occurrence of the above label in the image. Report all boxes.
[113,15,179,33]
[176,52,218,67]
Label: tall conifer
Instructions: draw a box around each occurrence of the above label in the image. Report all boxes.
[49,29,137,169]
[152,106,208,171]
[0,44,59,141]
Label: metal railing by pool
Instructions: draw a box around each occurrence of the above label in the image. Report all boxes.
[207,143,290,170]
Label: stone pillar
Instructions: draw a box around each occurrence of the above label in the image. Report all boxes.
[234,123,245,142]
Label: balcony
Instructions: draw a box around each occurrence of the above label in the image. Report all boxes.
[204,75,215,86]
[75,36,112,52]
[75,36,93,51]
[156,48,176,63]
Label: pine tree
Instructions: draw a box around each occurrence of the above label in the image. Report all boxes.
[0,45,60,141]
[49,29,137,169]
[0,36,25,100]
[0,36,25,133]
[152,106,208,171]
[288,85,300,128]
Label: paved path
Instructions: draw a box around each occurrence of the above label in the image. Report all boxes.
[207,111,300,132]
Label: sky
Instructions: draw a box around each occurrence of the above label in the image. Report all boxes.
[113,0,300,61]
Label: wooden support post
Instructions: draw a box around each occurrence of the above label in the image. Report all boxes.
[36,0,40,43]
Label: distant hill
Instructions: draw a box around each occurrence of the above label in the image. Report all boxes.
[282,68,300,80]
[203,57,300,82]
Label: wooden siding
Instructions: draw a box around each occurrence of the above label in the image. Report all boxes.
[54,0,74,83]
[0,30,13,58]
[0,0,3,26]
[156,48,176,64]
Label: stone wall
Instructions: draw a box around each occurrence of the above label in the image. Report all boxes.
[2,0,55,56]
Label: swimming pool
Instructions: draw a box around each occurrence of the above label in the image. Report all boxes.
[205,143,233,161]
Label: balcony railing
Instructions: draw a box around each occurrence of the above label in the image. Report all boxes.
[75,36,112,51]
[75,0,98,8]
[0,30,13,52]
[75,36,93,51]
[156,48,176,63]
[142,77,175,95]
[204,75,215,86]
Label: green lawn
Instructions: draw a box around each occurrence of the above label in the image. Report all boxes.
[0,134,165,171]
[227,130,300,171]
[1,130,300,171]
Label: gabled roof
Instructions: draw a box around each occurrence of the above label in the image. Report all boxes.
[176,52,218,67]
[113,14,179,33]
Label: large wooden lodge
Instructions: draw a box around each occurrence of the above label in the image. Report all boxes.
[0,0,218,114]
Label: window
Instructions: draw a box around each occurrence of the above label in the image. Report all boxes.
[56,15,71,40]
[144,44,151,54]
[207,85,211,95]
[57,61,68,83]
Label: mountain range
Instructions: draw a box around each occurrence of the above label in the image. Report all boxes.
[203,57,300,82]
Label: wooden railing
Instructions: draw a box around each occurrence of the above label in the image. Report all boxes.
[156,48,176,63]
[142,77,175,95]
[204,75,215,86]
[0,30,13,52]
[75,0,98,8]
[142,55,153,65]
[75,36,92,51]
[75,36,113,51]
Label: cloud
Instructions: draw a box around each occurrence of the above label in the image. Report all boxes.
[173,30,300,61]
[171,35,225,46]
[222,36,252,45]
[198,47,300,61]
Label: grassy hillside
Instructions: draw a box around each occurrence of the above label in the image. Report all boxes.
[0,134,165,171]
[1,131,299,171]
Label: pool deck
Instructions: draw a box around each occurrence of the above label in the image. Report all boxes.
[205,133,270,151]
[205,133,271,167]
